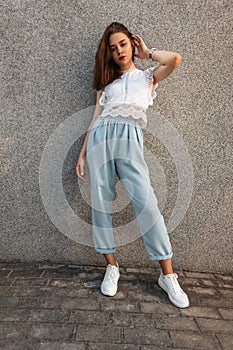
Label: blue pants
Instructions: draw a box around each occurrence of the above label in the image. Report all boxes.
[86,115,173,261]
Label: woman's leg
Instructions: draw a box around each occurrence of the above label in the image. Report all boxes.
[103,253,118,266]
[159,258,174,275]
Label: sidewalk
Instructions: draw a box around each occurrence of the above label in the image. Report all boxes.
[0,262,232,350]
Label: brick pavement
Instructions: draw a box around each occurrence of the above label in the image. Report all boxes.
[0,262,232,350]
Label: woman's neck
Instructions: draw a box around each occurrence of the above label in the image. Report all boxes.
[120,64,136,72]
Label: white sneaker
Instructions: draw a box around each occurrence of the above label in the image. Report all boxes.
[100,261,120,297]
[158,269,190,308]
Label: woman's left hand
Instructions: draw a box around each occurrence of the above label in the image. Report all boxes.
[132,34,149,60]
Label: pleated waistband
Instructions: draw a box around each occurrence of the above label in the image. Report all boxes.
[93,114,141,128]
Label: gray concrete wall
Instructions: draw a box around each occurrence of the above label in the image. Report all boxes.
[1,0,232,273]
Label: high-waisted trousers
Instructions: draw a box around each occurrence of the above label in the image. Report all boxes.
[86,114,173,261]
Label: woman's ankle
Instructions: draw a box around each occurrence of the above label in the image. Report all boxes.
[103,253,117,266]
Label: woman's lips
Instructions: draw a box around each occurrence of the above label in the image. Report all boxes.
[119,56,126,60]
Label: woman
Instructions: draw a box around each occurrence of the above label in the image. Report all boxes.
[76,22,189,308]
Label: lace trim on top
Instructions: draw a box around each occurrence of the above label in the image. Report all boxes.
[99,104,147,128]
[144,67,159,106]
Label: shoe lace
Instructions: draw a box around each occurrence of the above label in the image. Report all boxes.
[105,266,118,283]
[166,273,183,295]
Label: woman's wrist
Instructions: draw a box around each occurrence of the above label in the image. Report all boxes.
[146,48,158,61]
[145,48,150,59]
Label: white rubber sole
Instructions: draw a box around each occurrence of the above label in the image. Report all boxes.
[100,286,118,297]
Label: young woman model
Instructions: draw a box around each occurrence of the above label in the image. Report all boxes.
[76,22,189,308]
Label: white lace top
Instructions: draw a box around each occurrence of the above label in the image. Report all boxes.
[98,66,159,128]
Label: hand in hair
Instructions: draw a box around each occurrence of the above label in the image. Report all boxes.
[132,34,150,60]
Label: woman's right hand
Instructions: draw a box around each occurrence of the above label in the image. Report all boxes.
[76,153,88,182]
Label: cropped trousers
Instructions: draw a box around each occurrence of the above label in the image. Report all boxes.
[86,115,173,261]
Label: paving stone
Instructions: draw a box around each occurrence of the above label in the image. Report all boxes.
[215,274,233,284]
[185,286,219,296]
[0,263,7,268]
[196,318,233,334]
[118,281,145,291]
[126,267,155,274]
[0,322,31,339]
[38,296,63,309]
[75,325,122,342]
[49,279,82,288]
[0,271,12,278]
[41,270,76,278]
[180,306,221,319]
[76,272,103,280]
[200,278,223,287]
[27,308,70,322]
[176,277,202,287]
[217,288,233,297]
[61,297,100,310]
[218,307,233,319]
[0,287,19,296]
[38,264,67,270]
[200,297,233,308]
[140,347,175,350]
[170,330,221,349]
[216,334,233,350]
[14,287,55,297]
[154,315,199,331]
[9,270,43,278]
[52,287,89,298]
[140,345,173,350]
[123,327,171,346]
[13,278,48,286]
[0,296,21,308]
[0,308,28,322]
[14,296,62,309]
[214,283,233,289]
[185,294,202,307]
[140,301,180,315]
[87,343,139,349]
[128,289,167,303]
[68,309,110,325]
[29,323,76,340]
[83,281,101,288]
[107,310,155,327]
[38,341,86,350]
[100,299,140,312]
[184,271,218,279]
[0,341,39,349]
[0,278,16,286]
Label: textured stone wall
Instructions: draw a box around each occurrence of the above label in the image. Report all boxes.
[1,0,232,273]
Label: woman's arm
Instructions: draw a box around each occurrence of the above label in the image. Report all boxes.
[79,90,103,157]
[132,34,182,85]
[76,91,103,181]
[147,49,182,85]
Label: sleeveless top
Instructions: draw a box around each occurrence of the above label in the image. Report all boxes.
[97,66,159,129]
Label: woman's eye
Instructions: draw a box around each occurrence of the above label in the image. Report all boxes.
[111,43,126,51]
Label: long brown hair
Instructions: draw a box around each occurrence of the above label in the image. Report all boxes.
[92,22,136,91]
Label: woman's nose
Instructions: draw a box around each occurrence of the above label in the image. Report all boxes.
[117,46,123,55]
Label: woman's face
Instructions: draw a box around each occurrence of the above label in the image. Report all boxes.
[109,32,134,70]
